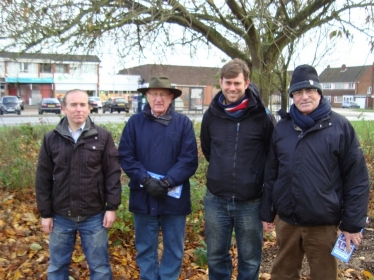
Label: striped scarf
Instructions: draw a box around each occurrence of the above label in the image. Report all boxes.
[218,94,249,118]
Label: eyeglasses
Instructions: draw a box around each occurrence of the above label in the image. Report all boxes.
[292,88,318,98]
[147,92,171,98]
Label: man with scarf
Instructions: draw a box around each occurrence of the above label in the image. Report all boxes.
[200,58,275,280]
[118,76,198,280]
[260,64,369,279]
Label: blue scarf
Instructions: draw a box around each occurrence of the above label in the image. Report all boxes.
[289,98,331,131]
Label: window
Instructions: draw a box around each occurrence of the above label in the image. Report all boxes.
[348,83,355,89]
[55,64,68,73]
[334,96,343,103]
[324,96,331,103]
[368,86,372,95]
[322,83,331,89]
[20,63,29,73]
[41,63,52,73]
[342,96,354,103]
[334,83,345,89]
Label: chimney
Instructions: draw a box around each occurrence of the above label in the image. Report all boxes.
[341,64,346,71]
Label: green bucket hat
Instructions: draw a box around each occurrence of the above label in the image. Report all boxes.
[137,76,182,99]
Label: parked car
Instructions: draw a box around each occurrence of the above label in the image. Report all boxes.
[102,97,129,113]
[0,96,21,115]
[17,96,25,110]
[89,97,102,109]
[38,98,61,114]
[342,101,360,109]
[88,97,101,113]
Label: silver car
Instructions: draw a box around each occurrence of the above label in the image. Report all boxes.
[0,96,21,115]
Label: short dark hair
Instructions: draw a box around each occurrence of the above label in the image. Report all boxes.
[220,58,250,81]
[62,89,89,106]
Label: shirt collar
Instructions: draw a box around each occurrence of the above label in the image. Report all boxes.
[68,123,86,134]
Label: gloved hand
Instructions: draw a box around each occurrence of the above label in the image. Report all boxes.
[143,176,168,199]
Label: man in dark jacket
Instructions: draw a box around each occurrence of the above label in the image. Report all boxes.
[118,76,198,280]
[35,89,121,280]
[260,65,369,279]
[200,58,275,280]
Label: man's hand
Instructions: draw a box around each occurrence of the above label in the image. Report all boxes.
[342,231,363,253]
[103,211,116,228]
[143,176,168,199]
[41,218,53,233]
[262,221,275,233]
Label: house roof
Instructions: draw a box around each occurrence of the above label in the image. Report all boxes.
[0,51,101,63]
[118,64,220,86]
[319,65,370,83]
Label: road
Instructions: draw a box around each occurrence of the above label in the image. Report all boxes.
[0,105,204,126]
[0,106,373,127]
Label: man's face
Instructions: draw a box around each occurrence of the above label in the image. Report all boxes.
[146,89,174,116]
[292,88,321,115]
[62,91,90,126]
[219,73,250,104]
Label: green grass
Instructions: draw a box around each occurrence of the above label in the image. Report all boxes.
[0,120,372,245]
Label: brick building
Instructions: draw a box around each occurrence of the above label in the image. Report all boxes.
[319,64,374,109]
[119,64,221,111]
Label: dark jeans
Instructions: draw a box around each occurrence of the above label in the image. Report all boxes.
[204,190,263,280]
[48,212,112,280]
[134,213,187,280]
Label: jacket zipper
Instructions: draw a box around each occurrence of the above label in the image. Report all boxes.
[232,122,240,201]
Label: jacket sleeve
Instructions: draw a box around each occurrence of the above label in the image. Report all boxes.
[263,110,276,158]
[339,121,369,233]
[260,128,278,222]
[200,110,211,162]
[35,133,54,218]
[102,131,122,210]
[163,117,198,188]
[118,117,149,189]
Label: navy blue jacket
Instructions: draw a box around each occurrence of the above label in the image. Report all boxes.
[118,105,198,215]
[200,85,275,201]
[260,111,369,233]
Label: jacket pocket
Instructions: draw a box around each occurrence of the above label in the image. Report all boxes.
[83,143,104,167]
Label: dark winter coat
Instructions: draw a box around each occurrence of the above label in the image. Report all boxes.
[260,111,369,233]
[200,85,275,201]
[118,104,198,215]
[35,117,122,218]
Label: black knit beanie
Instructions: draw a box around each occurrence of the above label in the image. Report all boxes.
[289,65,323,97]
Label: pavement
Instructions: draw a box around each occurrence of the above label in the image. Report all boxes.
[17,105,374,121]
[21,104,205,117]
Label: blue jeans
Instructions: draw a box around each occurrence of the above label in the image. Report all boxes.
[204,190,263,280]
[48,212,112,280]
[134,213,187,280]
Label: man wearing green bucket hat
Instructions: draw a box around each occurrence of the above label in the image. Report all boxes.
[119,76,198,280]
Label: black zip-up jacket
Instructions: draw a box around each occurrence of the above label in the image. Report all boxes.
[200,85,275,201]
[35,117,121,218]
[260,111,369,233]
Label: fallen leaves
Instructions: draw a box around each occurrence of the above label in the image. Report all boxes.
[0,187,373,280]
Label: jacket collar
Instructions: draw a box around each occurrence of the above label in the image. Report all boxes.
[143,104,174,126]
[55,116,98,140]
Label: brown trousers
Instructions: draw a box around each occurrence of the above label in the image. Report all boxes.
[271,217,338,280]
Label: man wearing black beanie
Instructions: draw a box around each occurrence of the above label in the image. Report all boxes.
[260,64,369,279]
